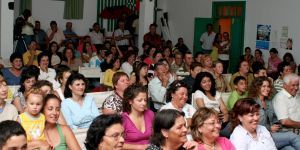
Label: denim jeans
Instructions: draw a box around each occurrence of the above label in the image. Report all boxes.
[272,132,300,150]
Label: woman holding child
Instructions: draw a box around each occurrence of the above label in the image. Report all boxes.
[44,94,80,149]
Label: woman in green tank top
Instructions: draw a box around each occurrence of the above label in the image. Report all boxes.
[43,94,81,150]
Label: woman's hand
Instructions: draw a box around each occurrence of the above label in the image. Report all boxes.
[271,124,281,132]
[183,141,198,150]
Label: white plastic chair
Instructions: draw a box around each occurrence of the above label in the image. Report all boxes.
[73,128,88,150]
[222,74,232,84]
[86,91,113,109]
[221,92,231,107]
[6,85,20,103]
[78,66,103,83]
[191,93,197,109]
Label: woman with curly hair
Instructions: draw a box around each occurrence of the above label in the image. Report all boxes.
[248,77,300,149]
[85,114,124,150]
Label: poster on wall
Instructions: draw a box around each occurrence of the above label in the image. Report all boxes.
[280,26,293,50]
[280,38,293,50]
[281,26,288,37]
[256,24,271,50]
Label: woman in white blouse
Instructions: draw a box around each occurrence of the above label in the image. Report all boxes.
[230,98,276,150]
[192,72,228,123]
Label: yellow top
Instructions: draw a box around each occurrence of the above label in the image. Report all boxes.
[19,112,46,141]
[22,50,42,66]
[103,69,119,88]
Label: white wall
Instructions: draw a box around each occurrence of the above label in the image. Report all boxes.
[157,0,212,50]
[138,0,155,55]
[158,0,299,64]
[31,0,97,36]
[157,0,242,52]
[0,0,14,58]
[244,0,300,64]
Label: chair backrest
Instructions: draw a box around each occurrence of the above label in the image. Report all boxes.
[191,93,197,109]
[6,85,21,103]
[86,91,113,109]
[78,66,103,83]
[73,128,88,150]
[222,73,232,84]
[221,92,231,107]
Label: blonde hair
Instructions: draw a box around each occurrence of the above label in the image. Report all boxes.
[25,87,43,102]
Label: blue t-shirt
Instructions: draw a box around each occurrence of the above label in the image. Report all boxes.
[1,68,22,85]
[61,95,100,129]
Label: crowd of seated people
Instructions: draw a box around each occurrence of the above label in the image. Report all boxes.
[3,16,300,150]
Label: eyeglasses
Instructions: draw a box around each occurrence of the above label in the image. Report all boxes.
[104,132,125,141]
[203,120,222,126]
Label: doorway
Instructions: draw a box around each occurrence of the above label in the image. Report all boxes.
[193,1,246,73]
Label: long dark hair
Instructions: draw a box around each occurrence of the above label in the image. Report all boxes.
[132,61,148,85]
[248,76,272,99]
[64,73,88,98]
[192,72,216,97]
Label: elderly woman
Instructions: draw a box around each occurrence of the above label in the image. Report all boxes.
[230,60,254,90]
[61,73,99,129]
[102,72,129,114]
[213,61,231,92]
[201,54,214,74]
[146,109,198,150]
[249,77,300,149]
[191,107,235,150]
[37,52,59,89]
[2,52,23,85]
[43,94,80,149]
[122,84,154,150]
[85,114,125,150]
[230,98,277,149]
[160,80,196,127]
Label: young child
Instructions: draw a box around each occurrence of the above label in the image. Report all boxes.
[227,76,248,110]
[18,87,46,142]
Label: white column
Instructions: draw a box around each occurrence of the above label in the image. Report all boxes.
[0,0,14,59]
[138,0,154,55]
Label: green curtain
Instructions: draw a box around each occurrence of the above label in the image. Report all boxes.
[19,0,32,15]
[64,0,84,19]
